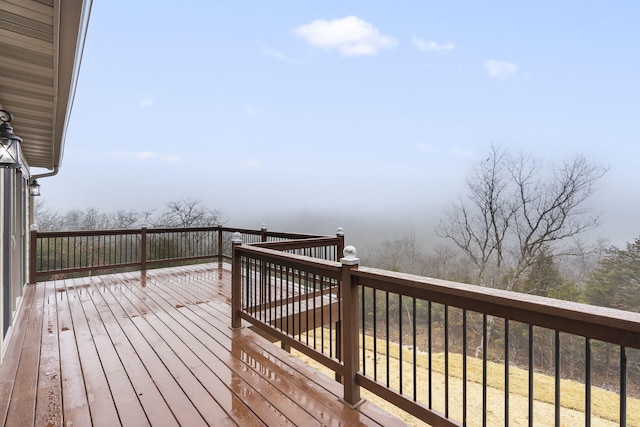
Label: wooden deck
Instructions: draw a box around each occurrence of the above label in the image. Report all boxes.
[0,263,405,426]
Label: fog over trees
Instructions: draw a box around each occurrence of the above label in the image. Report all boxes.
[34,146,637,312]
[33,149,639,396]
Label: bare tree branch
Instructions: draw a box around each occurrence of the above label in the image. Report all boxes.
[437,145,607,289]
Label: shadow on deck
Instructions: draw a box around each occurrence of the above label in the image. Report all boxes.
[0,263,404,426]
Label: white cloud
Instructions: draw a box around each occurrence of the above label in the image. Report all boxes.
[139,98,154,107]
[246,159,260,167]
[294,16,397,56]
[484,60,519,78]
[412,37,455,53]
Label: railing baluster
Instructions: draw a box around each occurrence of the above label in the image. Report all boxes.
[428,300,433,409]
[585,338,591,427]
[361,286,366,376]
[67,235,71,269]
[399,293,403,395]
[303,268,308,345]
[373,289,377,382]
[261,259,266,324]
[505,319,510,427]
[555,330,561,427]
[319,274,325,354]
[279,264,284,333]
[330,276,334,359]
[386,290,390,388]
[264,261,269,326]
[445,304,449,418]
[52,237,56,271]
[314,271,319,351]
[37,237,42,272]
[463,309,467,426]
[529,324,534,427]
[337,277,342,366]
[283,267,292,338]
[298,273,309,340]
[244,256,250,316]
[620,346,627,427]
[412,297,417,403]
[482,313,487,427]
[257,259,262,321]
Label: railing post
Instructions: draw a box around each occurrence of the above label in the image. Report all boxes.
[261,223,267,242]
[335,226,345,382]
[341,245,361,405]
[231,232,243,329]
[29,228,38,284]
[141,227,147,273]
[336,227,345,262]
[217,226,223,264]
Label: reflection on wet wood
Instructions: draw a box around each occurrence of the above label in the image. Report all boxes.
[0,263,405,426]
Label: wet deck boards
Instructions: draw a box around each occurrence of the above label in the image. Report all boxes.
[0,263,405,426]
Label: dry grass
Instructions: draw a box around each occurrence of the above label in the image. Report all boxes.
[290,331,640,426]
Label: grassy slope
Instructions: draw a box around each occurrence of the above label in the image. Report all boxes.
[291,333,639,426]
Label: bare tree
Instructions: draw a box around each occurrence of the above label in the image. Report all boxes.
[34,201,64,231]
[61,208,82,230]
[111,209,142,229]
[61,207,111,230]
[146,198,226,228]
[436,145,607,290]
[80,207,112,230]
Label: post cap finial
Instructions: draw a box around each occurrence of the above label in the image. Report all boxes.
[341,245,359,265]
[336,226,344,236]
[232,231,242,244]
[261,222,267,231]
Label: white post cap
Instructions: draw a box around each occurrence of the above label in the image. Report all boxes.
[341,245,359,265]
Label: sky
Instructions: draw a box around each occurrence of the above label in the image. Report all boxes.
[36,0,640,249]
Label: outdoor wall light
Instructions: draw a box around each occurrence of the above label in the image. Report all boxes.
[0,109,23,168]
[29,179,41,196]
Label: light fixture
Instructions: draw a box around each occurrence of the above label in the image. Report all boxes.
[29,179,41,196]
[0,109,23,168]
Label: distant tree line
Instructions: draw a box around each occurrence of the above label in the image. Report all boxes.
[35,198,226,231]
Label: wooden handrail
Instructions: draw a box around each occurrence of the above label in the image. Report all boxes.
[353,266,640,349]
[31,226,332,281]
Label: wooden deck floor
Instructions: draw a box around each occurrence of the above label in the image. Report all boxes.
[0,263,405,426]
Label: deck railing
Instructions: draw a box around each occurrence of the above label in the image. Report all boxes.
[29,227,640,426]
[232,240,640,427]
[231,236,346,379]
[29,226,324,283]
